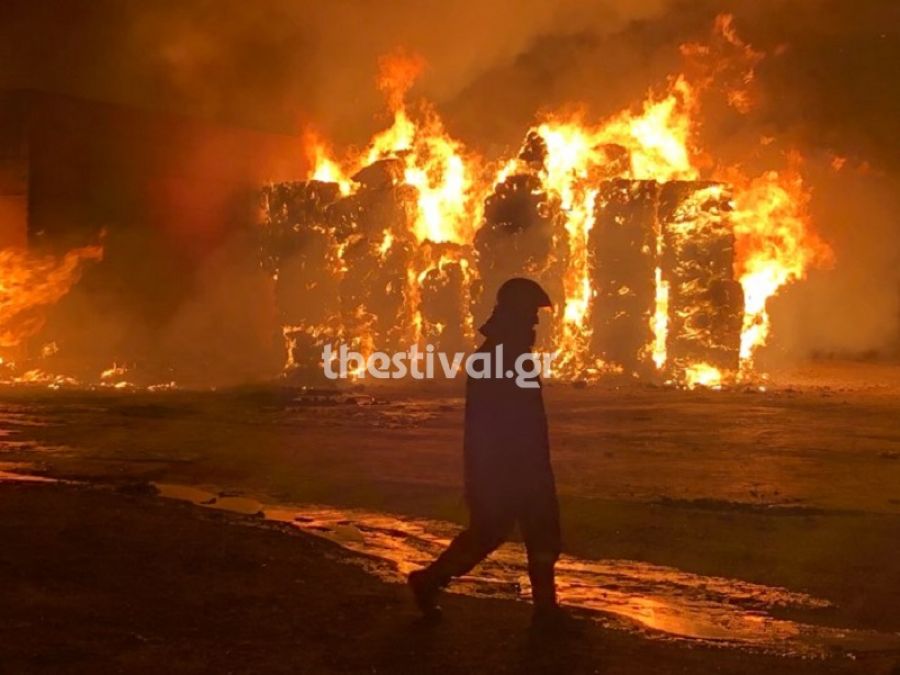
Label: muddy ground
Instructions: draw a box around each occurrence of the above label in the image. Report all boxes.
[1,360,900,673]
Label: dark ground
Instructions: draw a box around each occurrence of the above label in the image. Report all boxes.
[2,481,897,675]
[1,361,900,673]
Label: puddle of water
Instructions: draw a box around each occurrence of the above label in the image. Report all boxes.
[0,462,58,483]
[154,484,263,515]
[0,408,53,428]
[154,482,900,658]
[0,406,61,457]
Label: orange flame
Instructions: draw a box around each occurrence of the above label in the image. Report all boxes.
[684,362,724,389]
[0,244,103,349]
[731,170,832,363]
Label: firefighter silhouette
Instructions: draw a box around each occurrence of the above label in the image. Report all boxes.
[409,277,563,623]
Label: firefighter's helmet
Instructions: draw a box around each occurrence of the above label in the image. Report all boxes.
[495,278,552,311]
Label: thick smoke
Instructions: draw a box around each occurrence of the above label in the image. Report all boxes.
[0,0,665,140]
[2,0,897,383]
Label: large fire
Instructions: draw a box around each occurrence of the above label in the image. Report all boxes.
[731,169,832,366]
[0,245,102,349]
[270,14,830,387]
[0,244,103,386]
[0,16,834,391]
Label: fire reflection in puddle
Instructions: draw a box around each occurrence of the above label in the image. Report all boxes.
[0,462,58,482]
[155,483,900,657]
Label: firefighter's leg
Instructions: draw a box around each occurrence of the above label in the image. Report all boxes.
[419,509,513,587]
[409,504,514,616]
[521,477,561,612]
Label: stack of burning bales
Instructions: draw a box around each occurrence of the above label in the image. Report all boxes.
[262,160,413,377]
[259,135,744,384]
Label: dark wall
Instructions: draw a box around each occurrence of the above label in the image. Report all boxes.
[1,90,307,383]
[8,90,303,248]
[0,92,29,246]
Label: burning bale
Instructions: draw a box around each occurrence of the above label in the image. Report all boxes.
[260,180,342,322]
[415,242,473,354]
[0,16,834,391]
[590,180,660,376]
[330,159,418,355]
[260,159,426,372]
[474,172,567,339]
[259,180,343,374]
[659,182,744,376]
[587,180,744,379]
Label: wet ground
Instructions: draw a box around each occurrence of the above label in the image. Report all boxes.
[2,360,900,672]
